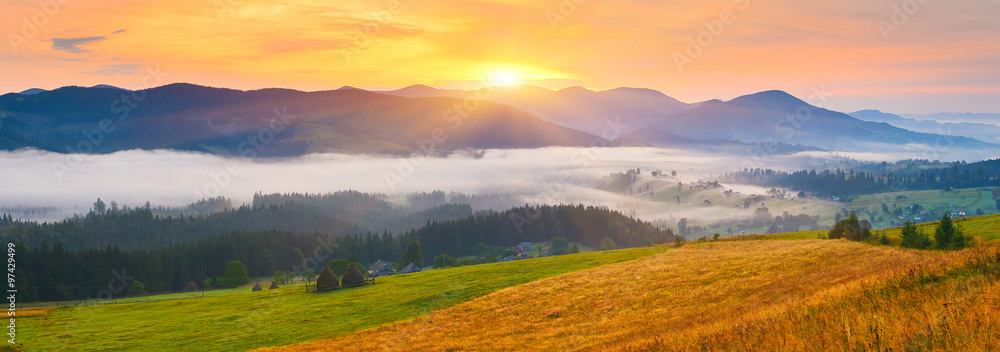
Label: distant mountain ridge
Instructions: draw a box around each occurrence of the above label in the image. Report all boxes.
[850,110,1000,143]
[0,83,598,156]
[1,83,994,156]
[381,84,690,136]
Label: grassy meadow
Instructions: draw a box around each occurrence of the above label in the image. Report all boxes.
[258,239,979,351]
[16,246,667,352]
[19,213,1000,352]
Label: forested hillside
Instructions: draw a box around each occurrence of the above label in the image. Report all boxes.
[12,204,671,302]
[722,159,1000,196]
[2,201,359,250]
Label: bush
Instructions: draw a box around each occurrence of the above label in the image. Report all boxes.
[550,237,570,255]
[183,280,199,292]
[828,213,871,242]
[327,259,350,277]
[600,237,618,251]
[316,267,340,291]
[223,261,250,288]
[129,280,146,297]
[341,263,366,287]
[433,254,458,268]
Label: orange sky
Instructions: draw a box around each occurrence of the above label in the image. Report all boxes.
[2,0,998,114]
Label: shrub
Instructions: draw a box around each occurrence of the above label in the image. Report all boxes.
[341,263,366,287]
[183,280,199,292]
[269,281,279,290]
[203,277,212,290]
[129,281,146,297]
[433,254,458,268]
[828,213,871,242]
[601,237,618,251]
[316,267,340,291]
[327,259,350,277]
[251,283,262,292]
[223,261,250,288]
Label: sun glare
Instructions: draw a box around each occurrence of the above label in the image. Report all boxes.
[492,71,519,87]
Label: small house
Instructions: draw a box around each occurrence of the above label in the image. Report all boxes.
[400,263,422,274]
[368,260,397,277]
[519,242,534,251]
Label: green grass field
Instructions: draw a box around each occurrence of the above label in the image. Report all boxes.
[18,208,1000,352]
[768,212,1000,242]
[18,246,668,352]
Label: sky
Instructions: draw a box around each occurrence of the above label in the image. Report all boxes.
[1,0,999,114]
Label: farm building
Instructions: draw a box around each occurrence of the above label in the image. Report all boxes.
[519,242,533,250]
[400,263,422,274]
[368,260,397,277]
[498,255,518,262]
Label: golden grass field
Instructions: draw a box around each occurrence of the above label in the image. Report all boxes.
[256,237,1000,352]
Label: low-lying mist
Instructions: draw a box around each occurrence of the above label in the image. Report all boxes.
[0,146,980,223]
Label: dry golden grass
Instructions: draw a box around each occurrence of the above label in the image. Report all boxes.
[16,307,56,318]
[257,239,1000,352]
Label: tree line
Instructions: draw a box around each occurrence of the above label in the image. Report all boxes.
[722,161,1000,197]
[14,204,672,302]
[2,200,359,251]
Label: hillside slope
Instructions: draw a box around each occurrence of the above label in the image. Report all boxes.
[258,239,990,351]
[16,246,669,352]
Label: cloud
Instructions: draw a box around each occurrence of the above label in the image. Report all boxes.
[51,36,107,53]
[75,64,142,75]
[112,29,128,34]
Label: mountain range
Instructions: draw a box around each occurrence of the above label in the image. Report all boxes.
[850,110,1000,143]
[383,85,995,152]
[0,84,595,156]
[1,83,995,156]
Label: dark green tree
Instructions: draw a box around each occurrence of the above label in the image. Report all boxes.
[934,214,967,250]
[223,261,250,288]
[899,220,931,249]
[400,241,424,267]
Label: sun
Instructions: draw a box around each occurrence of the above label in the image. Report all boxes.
[491,70,520,87]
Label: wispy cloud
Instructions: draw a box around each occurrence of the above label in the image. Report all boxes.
[51,36,107,53]
[112,29,128,34]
